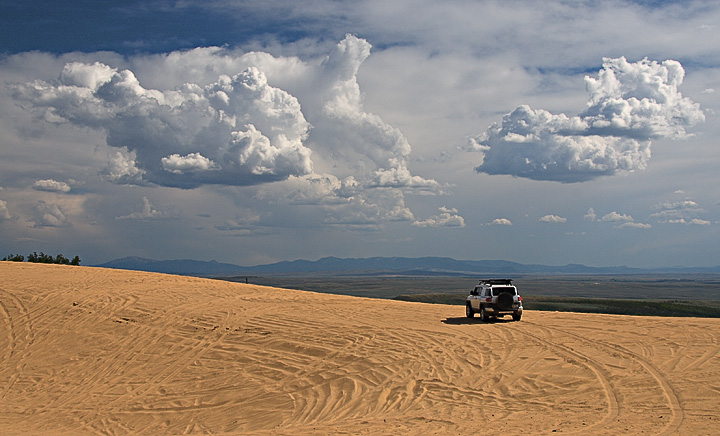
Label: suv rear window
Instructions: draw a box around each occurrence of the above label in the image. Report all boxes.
[492,287,516,296]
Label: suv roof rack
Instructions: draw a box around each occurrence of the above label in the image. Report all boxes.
[478,279,513,285]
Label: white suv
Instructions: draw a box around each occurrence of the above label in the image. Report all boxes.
[466,279,523,321]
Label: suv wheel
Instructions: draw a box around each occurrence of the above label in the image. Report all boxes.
[480,306,490,322]
[512,312,522,322]
[466,303,474,318]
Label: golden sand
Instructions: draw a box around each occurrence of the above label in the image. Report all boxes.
[1,263,719,435]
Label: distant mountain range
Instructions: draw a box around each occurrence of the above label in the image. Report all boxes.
[94,256,720,276]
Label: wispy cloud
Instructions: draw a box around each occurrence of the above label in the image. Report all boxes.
[652,200,710,225]
[667,218,710,226]
[618,222,652,229]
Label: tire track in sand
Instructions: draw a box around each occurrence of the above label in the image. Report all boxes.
[0,288,17,363]
[0,287,35,400]
[103,308,236,411]
[511,321,621,433]
[532,320,684,436]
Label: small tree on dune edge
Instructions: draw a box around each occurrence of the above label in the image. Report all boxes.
[2,252,80,265]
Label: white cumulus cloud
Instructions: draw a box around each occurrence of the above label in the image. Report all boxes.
[13,64,313,188]
[116,197,167,220]
[101,150,145,184]
[412,206,465,228]
[601,211,634,222]
[10,35,440,230]
[32,179,71,193]
[161,152,218,174]
[471,57,704,182]
[0,200,11,221]
[539,214,567,223]
[490,218,513,226]
[308,35,440,193]
[31,200,69,227]
[368,159,441,192]
[598,211,651,229]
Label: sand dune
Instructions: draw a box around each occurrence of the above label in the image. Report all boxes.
[1,263,719,435]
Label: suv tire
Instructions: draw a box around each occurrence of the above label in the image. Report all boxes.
[480,306,490,322]
[466,303,475,318]
[512,312,522,322]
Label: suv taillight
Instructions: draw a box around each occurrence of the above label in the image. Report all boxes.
[485,297,492,302]
[518,296,523,301]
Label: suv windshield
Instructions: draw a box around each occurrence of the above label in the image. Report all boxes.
[492,287,516,296]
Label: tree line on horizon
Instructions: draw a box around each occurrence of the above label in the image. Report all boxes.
[2,252,81,265]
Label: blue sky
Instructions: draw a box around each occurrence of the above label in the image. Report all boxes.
[1,0,719,267]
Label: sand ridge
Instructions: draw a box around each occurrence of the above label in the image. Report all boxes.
[1,263,719,435]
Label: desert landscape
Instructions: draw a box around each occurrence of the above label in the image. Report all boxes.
[1,263,719,435]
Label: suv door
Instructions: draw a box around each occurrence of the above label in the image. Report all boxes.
[470,286,481,310]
